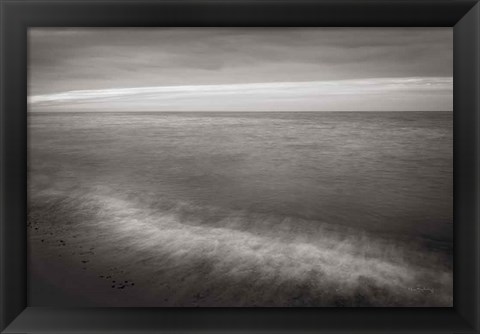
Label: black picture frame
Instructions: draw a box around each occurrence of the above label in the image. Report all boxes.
[1,0,479,333]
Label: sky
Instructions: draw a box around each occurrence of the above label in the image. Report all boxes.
[28,28,453,112]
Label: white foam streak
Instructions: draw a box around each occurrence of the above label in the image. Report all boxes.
[88,190,446,294]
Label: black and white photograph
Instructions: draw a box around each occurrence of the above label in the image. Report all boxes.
[27,28,453,307]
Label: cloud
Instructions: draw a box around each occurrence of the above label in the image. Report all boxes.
[28,28,452,98]
[29,77,452,112]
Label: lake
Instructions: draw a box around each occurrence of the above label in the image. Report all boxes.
[27,111,453,307]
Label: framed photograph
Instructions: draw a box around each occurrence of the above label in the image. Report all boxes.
[1,0,479,333]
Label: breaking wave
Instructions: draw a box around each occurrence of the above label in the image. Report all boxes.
[28,184,452,307]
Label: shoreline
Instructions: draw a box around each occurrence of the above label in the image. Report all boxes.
[28,187,453,307]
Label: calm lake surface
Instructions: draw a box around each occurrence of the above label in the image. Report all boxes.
[28,111,453,307]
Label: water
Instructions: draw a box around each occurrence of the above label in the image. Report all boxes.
[28,111,453,306]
